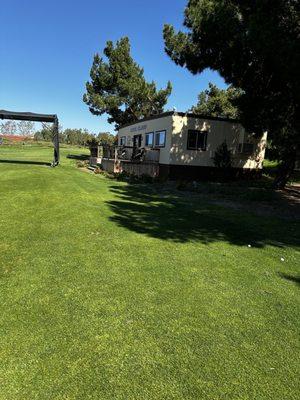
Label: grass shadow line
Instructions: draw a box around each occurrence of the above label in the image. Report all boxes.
[0,159,51,166]
[67,154,89,161]
[278,272,300,287]
[106,184,300,247]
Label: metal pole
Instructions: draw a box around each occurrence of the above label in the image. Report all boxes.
[52,116,60,166]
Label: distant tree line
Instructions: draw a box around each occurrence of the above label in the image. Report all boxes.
[33,124,116,147]
[34,125,93,145]
[0,120,117,147]
[0,120,35,136]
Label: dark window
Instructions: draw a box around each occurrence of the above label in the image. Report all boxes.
[145,132,154,147]
[120,136,126,146]
[239,143,254,154]
[187,130,207,150]
[133,134,142,147]
[155,130,166,147]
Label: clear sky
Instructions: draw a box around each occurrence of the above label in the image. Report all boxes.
[0,0,226,134]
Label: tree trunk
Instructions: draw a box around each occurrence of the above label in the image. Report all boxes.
[272,151,297,189]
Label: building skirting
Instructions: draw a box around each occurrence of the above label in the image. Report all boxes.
[99,158,262,181]
[100,158,159,177]
[121,160,159,177]
[90,156,102,165]
[159,164,262,181]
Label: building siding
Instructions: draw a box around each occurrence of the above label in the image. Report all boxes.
[117,112,267,170]
[118,115,173,165]
[170,115,267,169]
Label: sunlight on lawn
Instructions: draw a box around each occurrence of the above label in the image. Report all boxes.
[0,144,299,400]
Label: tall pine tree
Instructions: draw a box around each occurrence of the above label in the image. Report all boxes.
[192,83,241,119]
[164,0,299,188]
[84,37,172,130]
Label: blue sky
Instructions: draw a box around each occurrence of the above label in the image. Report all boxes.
[0,0,226,134]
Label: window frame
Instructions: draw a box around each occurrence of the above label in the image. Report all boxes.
[120,136,126,146]
[133,134,142,148]
[154,130,166,148]
[145,132,154,147]
[239,142,255,154]
[187,130,208,151]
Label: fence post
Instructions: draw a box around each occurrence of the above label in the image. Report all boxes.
[114,146,119,173]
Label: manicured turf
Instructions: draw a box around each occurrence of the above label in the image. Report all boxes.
[0,144,299,399]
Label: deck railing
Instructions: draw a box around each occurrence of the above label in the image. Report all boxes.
[102,145,160,163]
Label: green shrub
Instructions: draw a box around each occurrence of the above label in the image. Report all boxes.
[76,160,89,168]
[213,142,232,168]
[94,167,104,174]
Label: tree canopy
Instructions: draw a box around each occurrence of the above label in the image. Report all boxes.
[63,128,92,146]
[192,83,241,119]
[96,132,117,146]
[0,120,17,135]
[164,0,300,187]
[17,121,35,136]
[83,37,172,130]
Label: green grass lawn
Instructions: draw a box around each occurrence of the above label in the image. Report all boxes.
[0,144,299,399]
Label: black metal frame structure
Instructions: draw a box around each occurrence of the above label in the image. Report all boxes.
[0,110,59,166]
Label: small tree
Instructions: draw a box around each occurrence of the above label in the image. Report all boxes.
[0,120,17,135]
[213,142,232,169]
[34,123,53,141]
[17,121,35,136]
[34,123,63,142]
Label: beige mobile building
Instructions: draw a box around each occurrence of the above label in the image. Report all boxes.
[117,111,267,180]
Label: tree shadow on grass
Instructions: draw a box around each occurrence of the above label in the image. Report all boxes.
[106,184,300,247]
[67,154,89,160]
[278,272,300,287]
[0,159,51,166]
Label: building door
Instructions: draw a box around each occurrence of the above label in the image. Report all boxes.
[133,134,142,148]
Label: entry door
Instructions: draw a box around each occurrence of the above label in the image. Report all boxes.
[133,134,142,148]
